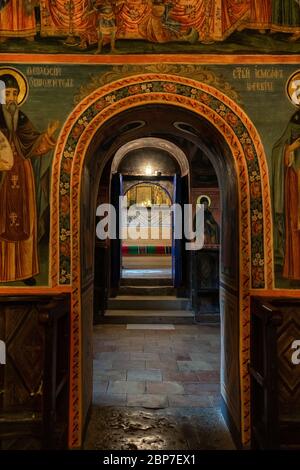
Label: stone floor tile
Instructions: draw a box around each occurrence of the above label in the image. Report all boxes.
[211,395,222,406]
[190,352,220,362]
[162,371,199,383]
[93,344,116,353]
[197,371,220,382]
[95,352,130,361]
[177,360,215,372]
[146,360,179,371]
[94,370,126,382]
[108,380,145,395]
[168,394,214,407]
[112,359,146,369]
[116,345,144,352]
[93,393,126,406]
[143,345,172,353]
[183,383,220,394]
[93,359,113,371]
[127,369,162,382]
[127,394,168,409]
[146,381,185,395]
[92,380,109,394]
[174,354,191,361]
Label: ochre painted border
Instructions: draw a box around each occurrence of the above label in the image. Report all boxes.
[1,54,300,65]
[49,74,273,448]
[0,287,72,295]
[250,289,300,297]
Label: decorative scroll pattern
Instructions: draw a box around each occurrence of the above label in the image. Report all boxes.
[49,74,273,448]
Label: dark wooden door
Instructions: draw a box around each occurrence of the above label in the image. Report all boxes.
[172,174,189,290]
[250,298,282,449]
[110,172,122,295]
[172,174,182,288]
[0,296,69,450]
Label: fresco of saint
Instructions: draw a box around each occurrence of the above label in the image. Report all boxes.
[80,0,125,51]
[138,1,197,43]
[116,0,152,38]
[272,110,300,281]
[199,196,220,246]
[170,0,250,43]
[169,0,214,43]
[0,0,37,41]
[0,69,59,284]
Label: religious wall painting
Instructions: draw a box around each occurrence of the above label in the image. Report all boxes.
[197,195,220,246]
[272,71,300,288]
[0,1,300,54]
[0,66,59,286]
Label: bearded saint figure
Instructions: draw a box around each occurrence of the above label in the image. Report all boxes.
[0,71,59,284]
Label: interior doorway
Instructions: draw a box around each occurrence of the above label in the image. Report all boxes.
[122,182,173,280]
[70,96,267,449]
[108,136,192,298]
[87,104,230,449]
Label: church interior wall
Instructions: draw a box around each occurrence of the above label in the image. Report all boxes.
[1,5,300,448]
[1,61,299,290]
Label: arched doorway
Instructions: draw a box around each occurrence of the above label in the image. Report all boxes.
[50,74,273,448]
[109,136,191,295]
[121,182,173,281]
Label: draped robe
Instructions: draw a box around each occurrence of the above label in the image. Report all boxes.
[40,0,88,37]
[248,0,271,29]
[272,0,300,33]
[170,0,250,42]
[117,0,152,38]
[0,0,36,38]
[0,107,55,282]
[272,111,300,280]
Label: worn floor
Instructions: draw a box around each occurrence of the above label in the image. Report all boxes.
[84,324,235,450]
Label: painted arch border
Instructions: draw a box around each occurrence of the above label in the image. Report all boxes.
[49,74,273,448]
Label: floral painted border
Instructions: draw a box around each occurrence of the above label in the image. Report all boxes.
[58,79,265,288]
[50,74,273,448]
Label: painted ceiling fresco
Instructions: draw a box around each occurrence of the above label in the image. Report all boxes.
[0,0,300,54]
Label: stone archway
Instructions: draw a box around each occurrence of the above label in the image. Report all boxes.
[50,74,273,448]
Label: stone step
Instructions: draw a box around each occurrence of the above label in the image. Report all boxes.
[121,278,173,287]
[102,310,195,324]
[118,286,176,296]
[195,313,221,324]
[107,296,191,311]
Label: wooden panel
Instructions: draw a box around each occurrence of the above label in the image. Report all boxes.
[0,295,70,449]
[2,305,44,412]
[250,297,300,449]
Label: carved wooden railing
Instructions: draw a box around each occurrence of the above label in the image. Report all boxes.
[250,297,300,449]
[0,294,70,450]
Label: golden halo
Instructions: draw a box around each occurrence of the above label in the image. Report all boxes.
[0,66,28,106]
[197,195,211,207]
[286,70,300,108]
